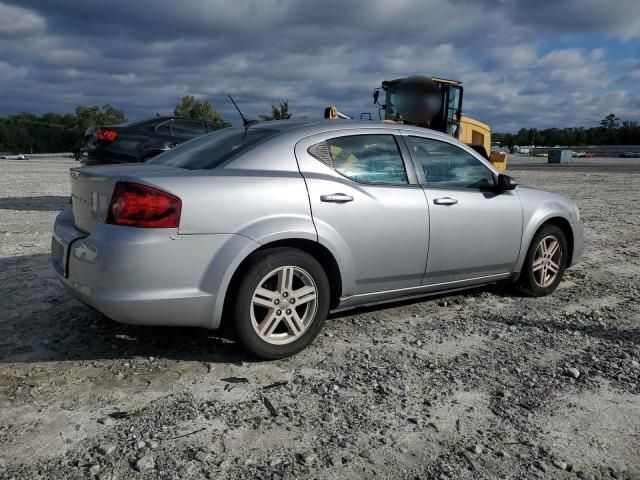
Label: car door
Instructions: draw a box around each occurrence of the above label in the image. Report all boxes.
[402,133,523,285]
[295,128,429,296]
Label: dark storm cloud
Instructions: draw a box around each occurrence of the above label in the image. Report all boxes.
[0,0,639,130]
[478,0,640,38]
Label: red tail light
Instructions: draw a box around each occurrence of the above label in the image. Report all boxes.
[106,182,181,228]
[94,129,118,141]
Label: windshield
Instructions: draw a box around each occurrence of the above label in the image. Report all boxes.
[147,128,278,169]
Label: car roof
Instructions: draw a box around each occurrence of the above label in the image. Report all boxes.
[249,118,452,139]
[245,118,498,174]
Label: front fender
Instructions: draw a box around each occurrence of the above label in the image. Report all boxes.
[514,203,573,273]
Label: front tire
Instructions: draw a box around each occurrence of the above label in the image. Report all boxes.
[518,224,568,297]
[233,248,330,359]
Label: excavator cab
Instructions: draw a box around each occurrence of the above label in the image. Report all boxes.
[375,75,504,168]
[377,76,463,137]
[325,74,505,169]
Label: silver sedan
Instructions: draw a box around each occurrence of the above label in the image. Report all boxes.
[52,120,583,358]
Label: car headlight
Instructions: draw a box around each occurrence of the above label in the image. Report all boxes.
[575,205,581,221]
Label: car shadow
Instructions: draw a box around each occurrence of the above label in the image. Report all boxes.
[0,195,70,212]
[329,284,639,346]
[4,253,634,366]
[0,253,251,365]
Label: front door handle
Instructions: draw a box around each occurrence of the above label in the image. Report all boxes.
[320,193,354,203]
[433,197,458,205]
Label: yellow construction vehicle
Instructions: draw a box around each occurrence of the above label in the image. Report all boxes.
[377,75,506,170]
[326,75,506,170]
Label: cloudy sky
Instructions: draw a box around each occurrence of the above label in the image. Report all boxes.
[0,0,639,131]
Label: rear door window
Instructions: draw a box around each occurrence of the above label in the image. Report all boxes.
[171,119,206,138]
[308,134,408,185]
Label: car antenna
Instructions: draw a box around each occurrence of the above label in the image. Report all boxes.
[227,95,259,128]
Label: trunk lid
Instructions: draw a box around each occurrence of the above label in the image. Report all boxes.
[70,165,185,232]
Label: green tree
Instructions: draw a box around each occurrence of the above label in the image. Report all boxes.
[0,105,126,154]
[493,115,640,148]
[174,95,225,124]
[260,100,292,121]
[619,121,640,144]
[600,113,620,129]
[69,104,126,156]
[74,104,126,133]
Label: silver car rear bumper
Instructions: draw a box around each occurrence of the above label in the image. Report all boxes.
[51,208,256,329]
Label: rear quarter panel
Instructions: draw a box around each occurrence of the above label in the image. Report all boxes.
[130,140,319,328]
[137,137,317,242]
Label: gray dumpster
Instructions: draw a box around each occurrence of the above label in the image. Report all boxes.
[548,149,573,164]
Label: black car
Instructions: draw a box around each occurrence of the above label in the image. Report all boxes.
[79,116,228,165]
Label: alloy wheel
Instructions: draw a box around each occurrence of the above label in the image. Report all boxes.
[250,265,318,345]
[532,235,563,288]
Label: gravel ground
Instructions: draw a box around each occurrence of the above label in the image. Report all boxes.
[0,156,639,480]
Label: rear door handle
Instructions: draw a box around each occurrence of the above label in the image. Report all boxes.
[433,197,458,205]
[320,193,354,203]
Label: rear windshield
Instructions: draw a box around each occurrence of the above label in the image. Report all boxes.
[146,128,278,169]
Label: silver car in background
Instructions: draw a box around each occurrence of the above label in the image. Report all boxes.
[52,120,583,358]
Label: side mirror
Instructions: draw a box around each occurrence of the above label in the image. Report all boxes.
[496,173,516,191]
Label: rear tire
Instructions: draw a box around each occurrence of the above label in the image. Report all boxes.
[233,248,330,359]
[518,224,567,297]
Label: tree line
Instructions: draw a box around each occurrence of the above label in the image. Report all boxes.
[0,96,291,154]
[493,114,640,147]
[7,99,635,154]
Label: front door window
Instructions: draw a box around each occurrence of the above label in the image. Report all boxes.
[406,136,495,189]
